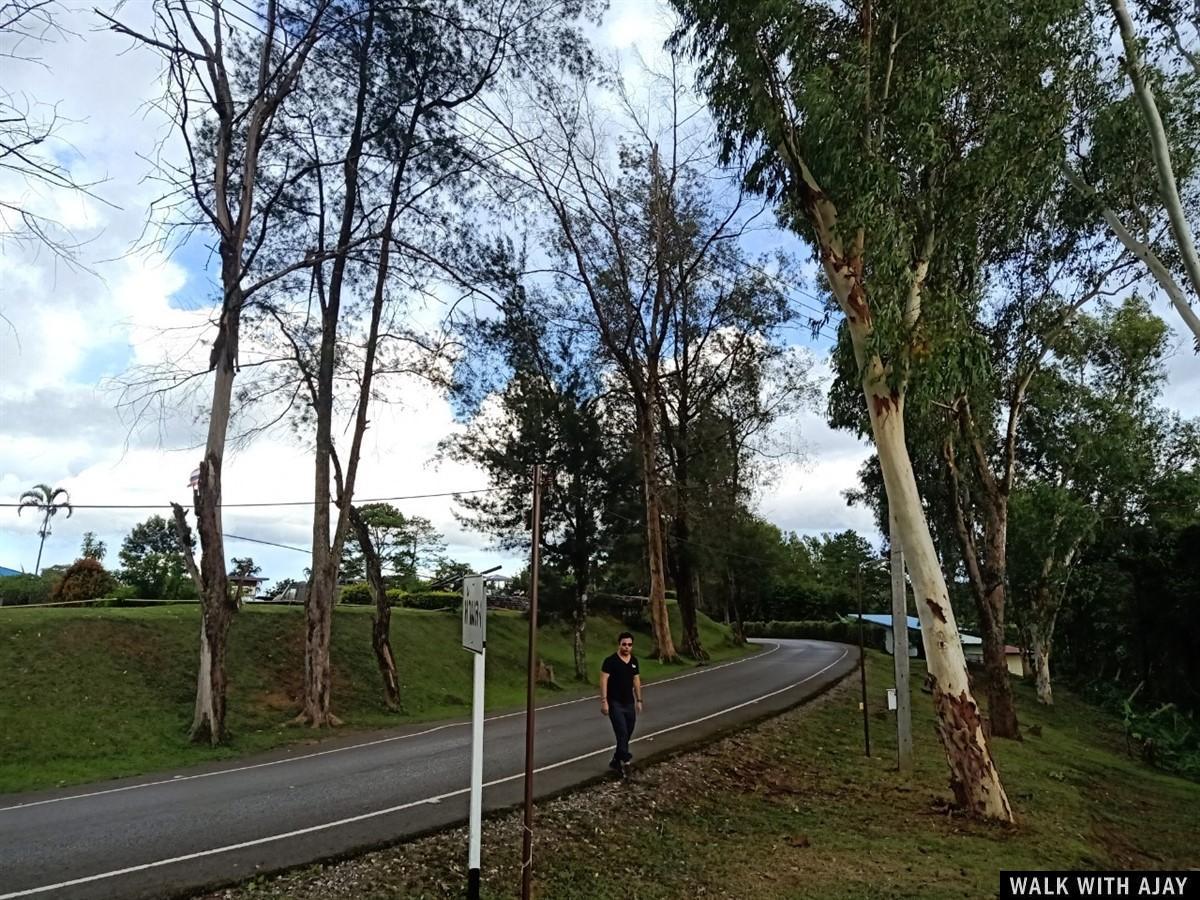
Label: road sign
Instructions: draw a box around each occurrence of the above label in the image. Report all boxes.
[463,575,486,653]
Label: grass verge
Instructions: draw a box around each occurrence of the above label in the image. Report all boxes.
[202,650,1200,900]
[0,603,748,793]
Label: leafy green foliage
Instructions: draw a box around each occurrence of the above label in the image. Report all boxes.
[339,504,445,586]
[0,573,53,606]
[670,0,1094,373]
[118,515,195,600]
[79,532,106,562]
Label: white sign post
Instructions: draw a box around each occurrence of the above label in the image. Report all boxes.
[463,574,486,900]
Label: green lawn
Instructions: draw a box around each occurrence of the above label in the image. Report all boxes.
[204,650,1200,900]
[0,602,750,793]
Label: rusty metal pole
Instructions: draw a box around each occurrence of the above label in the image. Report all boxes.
[520,464,544,900]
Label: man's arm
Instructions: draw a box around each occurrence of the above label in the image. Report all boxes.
[599,671,610,716]
[634,674,643,709]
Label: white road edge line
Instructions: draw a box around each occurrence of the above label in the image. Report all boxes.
[0,642,783,814]
[0,645,849,900]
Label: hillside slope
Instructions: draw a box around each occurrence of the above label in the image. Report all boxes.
[0,603,749,792]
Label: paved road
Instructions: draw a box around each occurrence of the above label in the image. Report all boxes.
[0,639,855,900]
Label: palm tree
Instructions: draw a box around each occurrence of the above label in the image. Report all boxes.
[18,484,73,575]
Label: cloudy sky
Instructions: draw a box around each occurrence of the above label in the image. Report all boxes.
[1,1,1197,587]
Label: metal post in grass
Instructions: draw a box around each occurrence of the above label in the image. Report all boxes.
[889,510,913,774]
[857,565,871,758]
[520,463,545,900]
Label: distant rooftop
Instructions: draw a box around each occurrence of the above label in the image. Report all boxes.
[0,566,22,578]
[848,612,983,646]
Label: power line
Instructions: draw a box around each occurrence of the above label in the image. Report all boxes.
[226,533,310,553]
[0,488,493,511]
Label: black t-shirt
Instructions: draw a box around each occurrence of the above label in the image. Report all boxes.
[601,653,640,705]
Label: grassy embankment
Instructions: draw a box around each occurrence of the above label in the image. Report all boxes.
[0,603,749,793]
[206,650,1200,900]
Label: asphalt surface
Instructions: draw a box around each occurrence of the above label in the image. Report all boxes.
[0,639,856,900]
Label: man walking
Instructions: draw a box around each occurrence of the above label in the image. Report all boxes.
[600,631,643,776]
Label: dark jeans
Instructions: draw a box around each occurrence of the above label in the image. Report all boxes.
[608,701,637,764]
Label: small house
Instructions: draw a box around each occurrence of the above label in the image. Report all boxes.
[229,574,269,601]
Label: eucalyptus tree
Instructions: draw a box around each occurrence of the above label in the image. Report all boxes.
[17,483,71,574]
[670,0,1100,819]
[1063,0,1200,347]
[1009,297,1172,705]
[103,0,333,744]
[927,206,1139,738]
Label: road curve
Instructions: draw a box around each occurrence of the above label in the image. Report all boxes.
[0,639,856,900]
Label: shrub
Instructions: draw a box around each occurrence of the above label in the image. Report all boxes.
[0,573,52,606]
[1120,702,1200,779]
[399,590,459,610]
[50,558,116,605]
[338,582,373,605]
[742,619,889,652]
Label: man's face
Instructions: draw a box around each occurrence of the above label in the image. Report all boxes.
[618,638,633,658]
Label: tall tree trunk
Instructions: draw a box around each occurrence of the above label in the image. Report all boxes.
[976,579,1021,739]
[1110,0,1200,308]
[636,395,677,662]
[191,283,242,746]
[1065,165,1200,349]
[1031,627,1053,705]
[350,505,401,710]
[300,6,376,728]
[725,569,745,645]
[1028,527,1078,708]
[34,509,49,574]
[573,583,588,682]
[672,517,707,660]
[867,381,1013,821]
[944,440,1021,739]
[977,507,1020,739]
[301,556,339,726]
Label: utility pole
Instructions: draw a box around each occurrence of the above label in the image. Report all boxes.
[889,510,913,774]
[521,464,545,900]
[857,564,870,758]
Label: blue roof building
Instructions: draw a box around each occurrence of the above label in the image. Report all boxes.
[846,612,983,660]
[0,566,22,578]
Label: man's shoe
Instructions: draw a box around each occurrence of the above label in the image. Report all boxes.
[608,759,622,773]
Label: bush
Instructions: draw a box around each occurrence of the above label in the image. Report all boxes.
[50,558,116,605]
[0,573,53,606]
[742,619,889,652]
[338,582,373,605]
[399,590,459,610]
